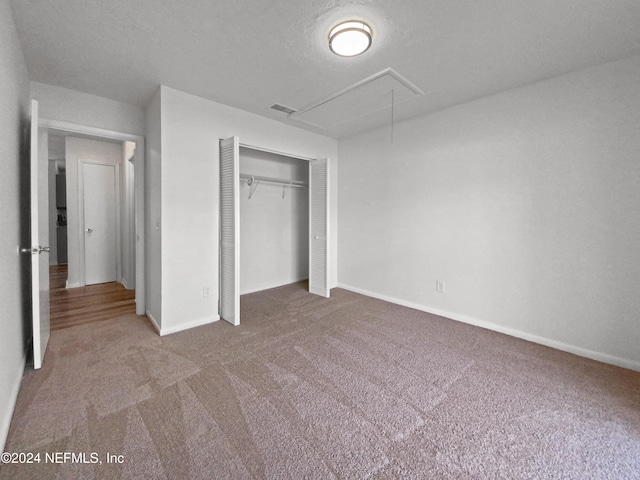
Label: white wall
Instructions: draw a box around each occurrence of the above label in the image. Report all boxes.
[120,141,136,289]
[30,82,145,136]
[240,148,309,294]
[145,88,162,327]
[65,137,123,287]
[48,159,58,264]
[339,56,640,371]
[158,86,338,335]
[0,0,30,451]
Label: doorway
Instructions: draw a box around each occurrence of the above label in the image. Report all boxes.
[42,119,146,315]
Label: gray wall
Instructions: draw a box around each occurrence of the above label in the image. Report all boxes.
[0,0,30,450]
[339,56,640,370]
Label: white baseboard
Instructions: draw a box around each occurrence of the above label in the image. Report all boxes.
[65,281,82,289]
[0,354,26,452]
[337,283,640,373]
[146,311,161,335]
[159,315,220,336]
[146,311,220,336]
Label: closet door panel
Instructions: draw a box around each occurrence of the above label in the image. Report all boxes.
[309,158,330,298]
[220,136,240,325]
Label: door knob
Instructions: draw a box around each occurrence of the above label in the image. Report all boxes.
[85,228,93,233]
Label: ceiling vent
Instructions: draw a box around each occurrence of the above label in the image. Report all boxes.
[270,104,297,115]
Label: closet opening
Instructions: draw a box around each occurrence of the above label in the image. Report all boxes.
[219,137,330,326]
[239,147,309,295]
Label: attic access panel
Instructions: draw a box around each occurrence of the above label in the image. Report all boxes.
[289,68,424,130]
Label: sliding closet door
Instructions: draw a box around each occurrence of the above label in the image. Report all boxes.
[309,158,330,298]
[219,137,240,325]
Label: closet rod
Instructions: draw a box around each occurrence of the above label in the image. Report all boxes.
[239,174,307,188]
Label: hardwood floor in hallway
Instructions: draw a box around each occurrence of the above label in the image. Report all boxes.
[50,264,136,330]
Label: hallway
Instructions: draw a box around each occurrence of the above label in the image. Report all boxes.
[49,265,136,330]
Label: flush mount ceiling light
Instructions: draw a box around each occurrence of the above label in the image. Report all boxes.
[329,21,372,57]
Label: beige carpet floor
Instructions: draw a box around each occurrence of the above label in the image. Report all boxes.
[2,282,639,479]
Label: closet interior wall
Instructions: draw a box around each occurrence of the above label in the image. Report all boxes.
[239,147,309,295]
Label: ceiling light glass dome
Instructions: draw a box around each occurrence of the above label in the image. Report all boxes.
[329,21,372,57]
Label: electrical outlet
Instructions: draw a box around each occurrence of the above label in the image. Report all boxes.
[203,285,212,297]
[436,280,445,293]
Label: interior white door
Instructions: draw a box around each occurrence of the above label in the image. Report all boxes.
[309,158,330,298]
[83,163,117,285]
[219,136,240,325]
[25,99,50,370]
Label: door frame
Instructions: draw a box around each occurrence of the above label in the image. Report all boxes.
[40,118,146,315]
[78,160,121,286]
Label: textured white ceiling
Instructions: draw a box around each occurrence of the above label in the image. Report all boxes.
[9,0,640,138]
